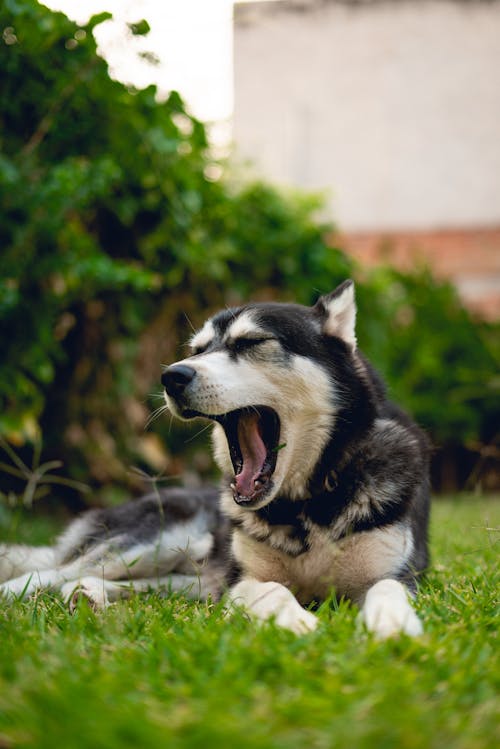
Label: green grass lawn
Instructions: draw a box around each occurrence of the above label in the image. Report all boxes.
[0,496,498,749]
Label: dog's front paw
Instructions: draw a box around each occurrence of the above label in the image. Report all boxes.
[362,579,423,639]
[228,579,318,635]
[274,602,318,635]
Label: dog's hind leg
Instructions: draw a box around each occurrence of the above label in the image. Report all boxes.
[0,531,220,604]
[0,545,115,599]
[0,566,71,600]
[61,573,209,611]
[0,544,56,583]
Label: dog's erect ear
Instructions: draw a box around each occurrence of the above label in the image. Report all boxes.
[314,279,357,349]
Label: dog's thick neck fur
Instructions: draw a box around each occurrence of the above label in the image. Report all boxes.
[220,348,378,530]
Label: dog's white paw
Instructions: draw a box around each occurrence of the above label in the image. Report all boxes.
[228,579,318,635]
[61,578,110,613]
[362,579,423,639]
[274,601,318,635]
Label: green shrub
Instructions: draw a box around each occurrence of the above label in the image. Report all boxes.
[0,0,497,498]
[0,0,351,494]
[356,267,498,445]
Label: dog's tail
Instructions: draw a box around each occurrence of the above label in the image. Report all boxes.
[0,544,56,583]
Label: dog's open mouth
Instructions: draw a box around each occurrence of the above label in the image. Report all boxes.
[220,407,281,505]
[184,406,281,506]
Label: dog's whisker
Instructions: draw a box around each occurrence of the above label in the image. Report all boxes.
[184,422,213,444]
[148,391,166,401]
[144,405,169,429]
[183,311,196,333]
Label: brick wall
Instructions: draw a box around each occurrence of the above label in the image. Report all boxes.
[336,227,500,321]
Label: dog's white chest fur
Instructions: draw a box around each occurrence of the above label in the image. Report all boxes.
[232,521,413,606]
[232,526,345,604]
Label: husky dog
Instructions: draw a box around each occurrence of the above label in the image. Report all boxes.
[0,281,430,638]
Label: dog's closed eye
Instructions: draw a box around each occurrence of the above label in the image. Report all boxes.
[191,344,209,355]
[231,337,275,353]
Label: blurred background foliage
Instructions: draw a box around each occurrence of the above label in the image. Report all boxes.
[0,0,498,511]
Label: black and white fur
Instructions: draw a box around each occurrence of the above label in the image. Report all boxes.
[0,281,430,638]
[0,487,227,610]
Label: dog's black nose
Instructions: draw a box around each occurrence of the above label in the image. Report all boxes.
[161,364,197,397]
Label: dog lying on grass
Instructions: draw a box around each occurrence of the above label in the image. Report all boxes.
[0,281,430,638]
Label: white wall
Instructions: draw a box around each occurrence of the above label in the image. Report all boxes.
[234,0,500,231]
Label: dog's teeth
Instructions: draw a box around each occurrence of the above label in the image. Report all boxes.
[230,482,236,491]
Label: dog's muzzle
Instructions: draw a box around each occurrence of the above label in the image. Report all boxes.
[162,365,281,509]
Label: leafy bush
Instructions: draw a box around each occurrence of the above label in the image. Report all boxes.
[0,0,497,499]
[0,0,352,495]
[356,267,498,446]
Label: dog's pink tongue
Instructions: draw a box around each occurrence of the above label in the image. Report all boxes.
[235,412,266,497]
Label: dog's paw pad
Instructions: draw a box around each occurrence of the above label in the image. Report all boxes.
[61,579,109,613]
[69,588,96,614]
